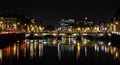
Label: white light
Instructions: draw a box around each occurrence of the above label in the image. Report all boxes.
[34,33,38,36]
[98,33,104,36]
[43,41,47,44]
[82,33,87,35]
[73,40,76,44]
[39,40,43,42]
[105,47,107,53]
[97,46,99,52]
[42,33,49,35]
[108,42,111,46]
[83,39,87,44]
[73,33,77,36]
[17,40,19,43]
[60,33,65,36]
[53,40,56,44]
[30,40,33,42]
[26,42,30,44]
[94,45,97,51]
[108,33,111,36]
[53,33,57,36]
[25,34,30,37]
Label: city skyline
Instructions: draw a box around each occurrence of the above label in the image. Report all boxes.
[0,0,120,27]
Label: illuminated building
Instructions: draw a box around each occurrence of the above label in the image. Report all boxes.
[0,14,43,33]
[0,16,18,32]
[76,17,96,32]
[60,19,75,32]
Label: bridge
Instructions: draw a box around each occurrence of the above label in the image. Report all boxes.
[25,31,112,39]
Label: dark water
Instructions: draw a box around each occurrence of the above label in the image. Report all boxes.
[0,38,120,65]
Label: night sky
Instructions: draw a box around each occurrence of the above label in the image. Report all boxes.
[0,0,120,28]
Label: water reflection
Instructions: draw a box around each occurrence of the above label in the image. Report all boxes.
[0,37,120,65]
[57,43,120,61]
[0,49,2,62]
[0,39,44,64]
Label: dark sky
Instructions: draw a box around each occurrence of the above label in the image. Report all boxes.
[0,0,120,28]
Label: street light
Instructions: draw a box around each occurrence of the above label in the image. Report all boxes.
[24,24,27,26]
[17,22,20,25]
[115,22,119,25]
[0,21,2,24]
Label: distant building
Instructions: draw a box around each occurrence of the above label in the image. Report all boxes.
[75,17,96,32]
[60,19,75,31]
[75,17,108,32]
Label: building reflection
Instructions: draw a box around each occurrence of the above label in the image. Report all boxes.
[77,44,120,60]
[0,39,44,63]
[76,43,81,60]
[0,38,120,64]
[16,44,19,58]
[57,41,120,62]
[0,49,2,62]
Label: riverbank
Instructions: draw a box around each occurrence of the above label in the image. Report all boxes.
[0,33,25,48]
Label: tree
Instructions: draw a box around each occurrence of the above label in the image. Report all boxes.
[44,25,55,31]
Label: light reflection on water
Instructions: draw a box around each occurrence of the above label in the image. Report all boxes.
[0,37,120,65]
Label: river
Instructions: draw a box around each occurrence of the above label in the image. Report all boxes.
[0,37,120,65]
